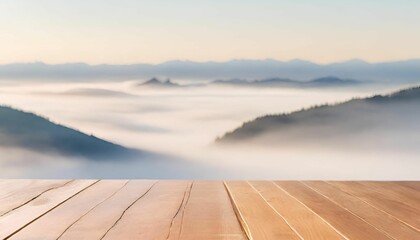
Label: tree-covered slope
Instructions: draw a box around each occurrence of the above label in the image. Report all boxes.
[217,86,420,145]
[0,106,142,160]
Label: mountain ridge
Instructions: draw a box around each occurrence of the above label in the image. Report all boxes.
[211,76,361,88]
[138,78,181,88]
[216,86,420,145]
[1,59,420,82]
[0,105,145,160]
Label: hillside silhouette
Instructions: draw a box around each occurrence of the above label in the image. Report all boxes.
[217,86,420,146]
[0,106,144,160]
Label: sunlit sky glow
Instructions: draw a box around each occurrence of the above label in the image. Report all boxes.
[1,0,419,64]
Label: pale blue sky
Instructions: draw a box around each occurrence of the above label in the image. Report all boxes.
[1,0,419,64]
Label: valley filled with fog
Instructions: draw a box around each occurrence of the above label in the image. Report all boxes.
[0,79,418,179]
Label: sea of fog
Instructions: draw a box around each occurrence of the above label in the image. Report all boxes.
[0,80,418,179]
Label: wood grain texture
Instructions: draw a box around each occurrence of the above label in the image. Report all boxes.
[166,181,193,240]
[304,181,420,240]
[225,181,301,240]
[275,181,392,240]
[329,181,420,231]
[395,181,420,191]
[358,181,420,210]
[0,180,70,216]
[0,180,418,240]
[170,181,247,240]
[0,180,97,240]
[101,181,192,240]
[249,181,344,240]
[0,180,36,198]
[9,180,128,240]
[58,180,156,240]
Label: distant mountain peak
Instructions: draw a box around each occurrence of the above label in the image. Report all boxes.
[145,77,161,84]
[139,78,180,88]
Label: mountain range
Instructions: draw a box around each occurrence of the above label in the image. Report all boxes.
[136,76,361,89]
[1,59,420,82]
[211,76,361,88]
[217,86,420,147]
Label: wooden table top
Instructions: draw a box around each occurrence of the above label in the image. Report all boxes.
[0,180,419,239]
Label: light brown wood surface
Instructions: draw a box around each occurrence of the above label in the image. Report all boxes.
[0,180,70,216]
[0,180,38,198]
[173,181,246,240]
[225,181,301,240]
[58,180,156,240]
[10,180,128,240]
[101,181,191,240]
[304,181,420,240]
[275,181,392,240]
[0,180,419,240]
[0,180,96,239]
[358,181,420,210]
[249,181,344,240]
[396,181,420,191]
[329,181,420,231]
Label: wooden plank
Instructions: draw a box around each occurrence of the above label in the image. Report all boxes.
[0,180,97,240]
[249,181,344,240]
[101,181,192,240]
[275,181,392,240]
[225,181,301,240]
[0,180,64,200]
[329,181,420,231]
[359,181,420,210]
[166,181,194,240]
[304,181,420,240]
[0,180,34,198]
[10,180,128,240]
[395,181,420,191]
[168,181,246,240]
[0,180,71,216]
[58,180,156,240]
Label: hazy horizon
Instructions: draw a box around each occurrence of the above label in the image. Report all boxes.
[2,57,420,66]
[1,1,420,64]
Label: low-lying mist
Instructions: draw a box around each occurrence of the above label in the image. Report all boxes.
[0,79,418,179]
